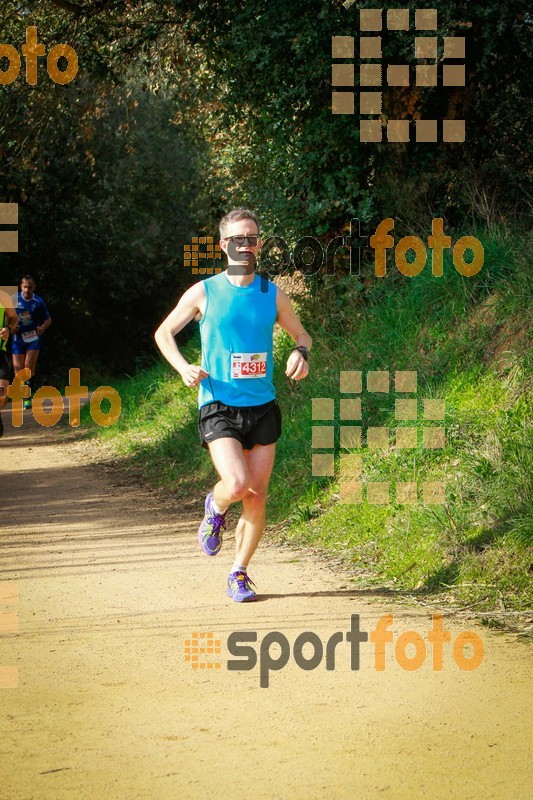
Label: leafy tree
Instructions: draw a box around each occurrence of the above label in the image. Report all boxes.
[0,0,530,377]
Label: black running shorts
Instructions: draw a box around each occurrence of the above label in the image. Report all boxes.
[0,351,10,381]
[198,399,282,450]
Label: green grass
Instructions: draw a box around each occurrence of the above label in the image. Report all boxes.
[86,225,532,613]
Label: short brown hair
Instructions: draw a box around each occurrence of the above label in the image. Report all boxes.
[219,208,260,240]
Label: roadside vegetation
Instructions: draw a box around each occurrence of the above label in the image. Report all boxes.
[88,225,532,616]
[2,1,529,619]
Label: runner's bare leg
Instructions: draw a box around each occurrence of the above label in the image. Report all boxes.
[25,349,39,376]
[13,350,39,382]
[207,438,276,565]
[208,437,251,510]
[12,354,24,374]
[235,442,276,566]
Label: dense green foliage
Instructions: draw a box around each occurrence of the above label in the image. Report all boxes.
[1,1,531,376]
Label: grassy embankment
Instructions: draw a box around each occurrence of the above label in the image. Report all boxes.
[87,227,532,614]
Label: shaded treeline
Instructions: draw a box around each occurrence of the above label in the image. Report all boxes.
[0,0,530,379]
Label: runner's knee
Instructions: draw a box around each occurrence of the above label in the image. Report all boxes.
[223,475,250,501]
[243,486,268,506]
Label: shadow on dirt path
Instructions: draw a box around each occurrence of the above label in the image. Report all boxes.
[0,408,531,799]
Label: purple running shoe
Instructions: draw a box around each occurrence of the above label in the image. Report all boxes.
[227,571,257,602]
[198,492,226,556]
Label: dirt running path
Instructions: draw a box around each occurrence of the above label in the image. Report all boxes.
[0,409,531,800]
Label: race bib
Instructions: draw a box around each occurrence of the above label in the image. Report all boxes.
[231,352,267,379]
[21,329,39,343]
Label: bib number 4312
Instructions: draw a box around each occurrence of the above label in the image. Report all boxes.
[231,352,267,379]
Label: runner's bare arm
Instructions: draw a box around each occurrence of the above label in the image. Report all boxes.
[0,306,18,339]
[37,316,52,336]
[275,288,312,381]
[154,282,209,388]
[6,307,18,330]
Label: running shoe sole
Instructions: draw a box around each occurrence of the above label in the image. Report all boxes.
[226,587,257,602]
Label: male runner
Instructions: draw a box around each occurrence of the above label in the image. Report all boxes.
[0,291,18,438]
[12,275,52,409]
[155,208,311,602]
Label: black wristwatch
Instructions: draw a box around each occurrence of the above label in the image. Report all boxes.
[292,345,309,362]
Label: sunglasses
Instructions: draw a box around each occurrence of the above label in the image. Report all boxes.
[224,235,260,246]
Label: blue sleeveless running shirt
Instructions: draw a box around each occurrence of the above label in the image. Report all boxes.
[198,272,278,409]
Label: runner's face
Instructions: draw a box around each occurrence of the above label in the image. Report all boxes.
[21,280,35,300]
[221,220,261,272]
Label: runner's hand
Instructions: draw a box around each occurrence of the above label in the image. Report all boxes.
[0,326,9,340]
[285,351,309,381]
[179,364,209,388]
